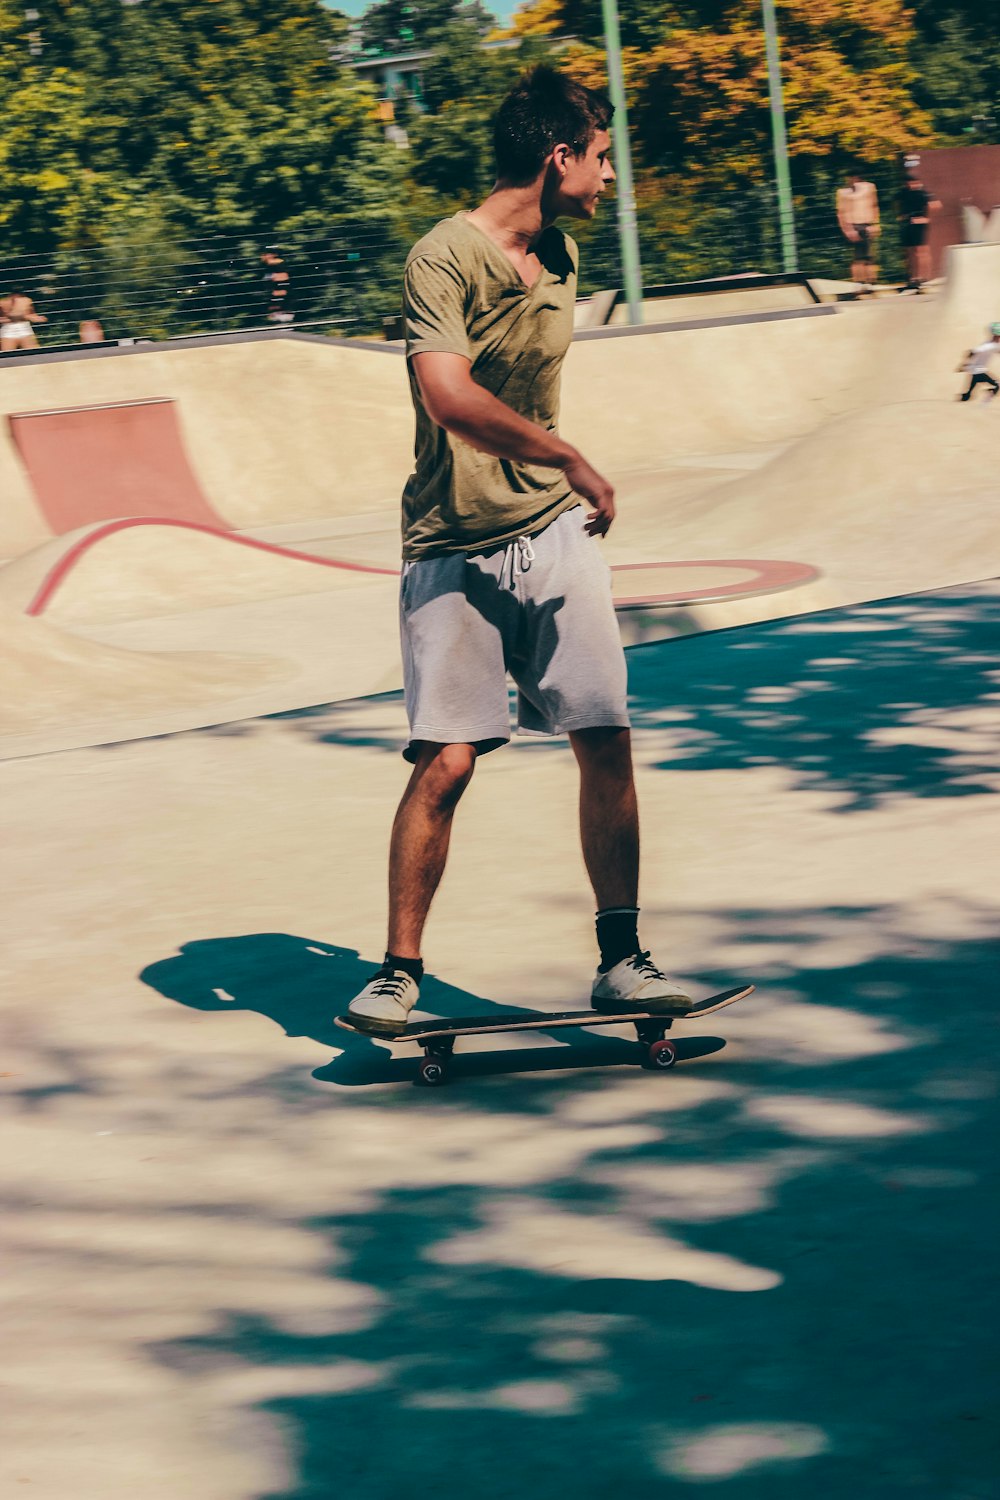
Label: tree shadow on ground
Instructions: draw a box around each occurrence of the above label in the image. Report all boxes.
[127,901,999,1500]
[232,580,1000,816]
[65,581,999,1495]
[626,581,1000,810]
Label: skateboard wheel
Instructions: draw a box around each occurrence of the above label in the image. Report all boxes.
[646,1038,678,1070]
[418,1056,448,1087]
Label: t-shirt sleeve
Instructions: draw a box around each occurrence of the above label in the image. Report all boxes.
[404,254,471,361]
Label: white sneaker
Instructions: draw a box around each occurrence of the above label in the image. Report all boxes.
[347,966,420,1034]
[591,951,694,1015]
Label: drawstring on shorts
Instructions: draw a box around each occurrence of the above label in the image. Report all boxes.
[500,534,535,592]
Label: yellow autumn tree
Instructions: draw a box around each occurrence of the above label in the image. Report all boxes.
[504,0,932,180]
[636,0,932,182]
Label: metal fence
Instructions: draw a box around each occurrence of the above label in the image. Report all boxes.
[0,225,422,348]
[1,180,915,351]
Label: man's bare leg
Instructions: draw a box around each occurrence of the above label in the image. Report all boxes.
[347,741,476,1028]
[387,741,477,958]
[571,725,692,1011]
[570,726,639,909]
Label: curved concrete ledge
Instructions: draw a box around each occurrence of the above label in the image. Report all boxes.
[23,517,398,617]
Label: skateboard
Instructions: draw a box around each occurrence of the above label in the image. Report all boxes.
[335,985,753,1086]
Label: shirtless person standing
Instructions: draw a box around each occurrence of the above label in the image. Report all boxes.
[0,289,47,351]
[347,66,694,1032]
[836,170,881,292]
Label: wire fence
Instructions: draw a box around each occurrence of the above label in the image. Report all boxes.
[0,224,423,346]
[1,180,915,350]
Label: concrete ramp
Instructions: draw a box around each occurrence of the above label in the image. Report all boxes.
[0,600,283,745]
[0,338,413,559]
[940,241,1000,337]
[0,522,403,758]
[622,400,1000,605]
[0,518,396,625]
[9,399,226,534]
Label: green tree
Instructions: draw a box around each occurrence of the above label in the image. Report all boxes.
[358,0,495,54]
[0,0,418,335]
[908,3,999,141]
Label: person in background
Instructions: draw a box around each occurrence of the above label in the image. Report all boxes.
[898,172,941,293]
[261,247,293,323]
[957,324,1000,402]
[0,289,47,350]
[79,317,106,343]
[836,170,881,292]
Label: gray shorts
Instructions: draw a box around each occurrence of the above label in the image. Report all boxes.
[400,505,629,761]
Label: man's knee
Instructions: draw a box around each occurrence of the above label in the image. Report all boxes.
[413,742,477,807]
[571,726,633,779]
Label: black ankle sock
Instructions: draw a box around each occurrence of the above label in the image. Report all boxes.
[596,908,640,971]
[384,951,424,985]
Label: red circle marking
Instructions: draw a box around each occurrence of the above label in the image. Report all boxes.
[611,558,819,607]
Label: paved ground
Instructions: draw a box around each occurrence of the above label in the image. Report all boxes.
[3,580,999,1498]
[2,248,999,1497]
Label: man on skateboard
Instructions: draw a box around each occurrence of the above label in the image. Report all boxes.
[347,66,693,1033]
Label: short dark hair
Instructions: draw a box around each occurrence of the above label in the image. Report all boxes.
[493,66,613,186]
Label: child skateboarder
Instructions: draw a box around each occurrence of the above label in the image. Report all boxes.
[958,325,1000,402]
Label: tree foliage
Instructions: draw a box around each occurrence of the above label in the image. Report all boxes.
[907,0,999,141]
[512,0,933,182]
[0,1,433,335]
[0,0,992,340]
[358,0,495,54]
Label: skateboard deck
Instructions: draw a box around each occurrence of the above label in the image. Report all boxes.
[335,985,753,1085]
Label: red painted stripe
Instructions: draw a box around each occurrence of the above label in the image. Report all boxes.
[26,524,818,618]
[25,517,399,617]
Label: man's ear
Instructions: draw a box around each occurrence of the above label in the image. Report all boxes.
[551,142,572,177]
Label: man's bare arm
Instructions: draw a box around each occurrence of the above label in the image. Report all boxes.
[412,350,615,535]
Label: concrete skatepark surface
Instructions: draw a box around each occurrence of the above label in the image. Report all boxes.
[1,244,999,757]
[2,246,999,1498]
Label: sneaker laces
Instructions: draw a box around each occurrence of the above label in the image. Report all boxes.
[627,950,667,980]
[367,968,413,1001]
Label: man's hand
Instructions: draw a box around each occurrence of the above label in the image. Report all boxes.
[564,451,616,536]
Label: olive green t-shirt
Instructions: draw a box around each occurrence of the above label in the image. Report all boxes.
[401,213,579,559]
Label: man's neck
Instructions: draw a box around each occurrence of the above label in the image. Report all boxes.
[466,183,553,255]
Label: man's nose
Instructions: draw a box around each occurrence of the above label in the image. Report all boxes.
[604,160,616,183]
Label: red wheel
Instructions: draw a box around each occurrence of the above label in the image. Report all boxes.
[419,1056,449,1086]
[646,1038,678,1070]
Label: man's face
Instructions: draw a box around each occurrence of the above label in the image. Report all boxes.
[557,129,615,218]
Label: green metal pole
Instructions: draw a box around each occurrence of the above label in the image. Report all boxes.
[600,0,643,324]
[761,0,798,272]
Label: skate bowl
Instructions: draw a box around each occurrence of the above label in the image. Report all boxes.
[0,242,998,757]
[0,516,823,758]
